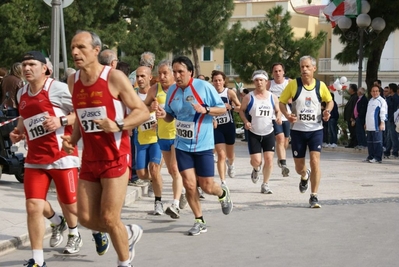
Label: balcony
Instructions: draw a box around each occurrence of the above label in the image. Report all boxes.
[223,63,239,77]
[318,58,399,74]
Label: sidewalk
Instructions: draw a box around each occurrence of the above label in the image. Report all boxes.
[0,141,369,257]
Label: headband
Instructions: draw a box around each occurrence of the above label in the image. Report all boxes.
[252,74,268,81]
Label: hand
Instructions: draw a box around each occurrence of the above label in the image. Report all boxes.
[322,110,331,122]
[155,105,166,119]
[93,118,117,133]
[61,135,75,154]
[9,127,25,144]
[192,103,206,114]
[42,115,60,131]
[213,119,217,129]
[244,121,252,130]
[275,116,282,125]
[287,114,297,123]
[150,98,159,112]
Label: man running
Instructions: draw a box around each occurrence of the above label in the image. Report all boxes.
[62,30,148,267]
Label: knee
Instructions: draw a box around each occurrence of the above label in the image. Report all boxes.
[168,165,180,179]
[199,180,213,194]
[78,214,91,228]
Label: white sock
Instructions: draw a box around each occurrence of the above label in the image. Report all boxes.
[181,187,186,194]
[117,260,131,267]
[48,213,62,225]
[92,230,99,234]
[69,226,79,236]
[172,199,179,206]
[32,250,44,266]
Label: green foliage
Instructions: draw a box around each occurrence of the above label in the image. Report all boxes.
[224,6,327,83]
[333,0,399,91]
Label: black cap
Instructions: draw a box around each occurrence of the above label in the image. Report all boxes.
[22,51,50,75]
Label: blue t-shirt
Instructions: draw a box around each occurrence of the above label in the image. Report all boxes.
[164,78,224,152]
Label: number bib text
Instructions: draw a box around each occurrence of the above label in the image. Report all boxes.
[175,120,194,139]
[76,106,107,133]
[24,112,53,140]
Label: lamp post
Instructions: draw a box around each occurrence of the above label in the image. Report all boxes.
[336,1,385,89]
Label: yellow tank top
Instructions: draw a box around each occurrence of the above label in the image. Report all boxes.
[156,83,176,140]
[136,88,158,145]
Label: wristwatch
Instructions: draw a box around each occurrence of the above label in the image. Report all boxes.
[115,119,124,132]
[205,106,211,114]
[60,116,68,126]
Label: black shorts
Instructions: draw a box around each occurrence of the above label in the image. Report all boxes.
[248,131,275,154]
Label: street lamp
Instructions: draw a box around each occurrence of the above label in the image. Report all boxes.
[336,1,385,88]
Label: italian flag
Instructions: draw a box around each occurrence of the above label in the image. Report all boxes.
[323,0,362,27]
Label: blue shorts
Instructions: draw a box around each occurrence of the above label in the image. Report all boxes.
[214,123,236,145]
[273,120,290,137]
[290,129,323,158]
[248,130,275,154]
[135,142,162,170]
[175,148,214,177]
[158,138,174,152]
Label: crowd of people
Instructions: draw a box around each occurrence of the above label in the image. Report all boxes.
[1,29,398,267]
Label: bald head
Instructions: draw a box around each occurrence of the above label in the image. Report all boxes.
[136,66,152,91]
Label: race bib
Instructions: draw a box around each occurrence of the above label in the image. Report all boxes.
[140,112,157,131]
[255,103,272,117]
[215,113,230,125]
[175,120,194,139]
[298,108,317,121]
[76,106,107,133]
[24,112,53,140]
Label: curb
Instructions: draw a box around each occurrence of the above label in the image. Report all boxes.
[0,185,146,257]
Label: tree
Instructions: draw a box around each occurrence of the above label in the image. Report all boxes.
[0,0,130,69]
[136,0,235,76]
[224,6,327,83]
[333,0,399,92]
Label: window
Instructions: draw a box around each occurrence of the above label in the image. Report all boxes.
[202,46,212,61]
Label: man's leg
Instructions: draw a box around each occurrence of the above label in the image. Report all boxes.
[308,151,321,194]
[181,168,202,218]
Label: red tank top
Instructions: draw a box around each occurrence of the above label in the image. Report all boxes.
[18,78,78,165]
[73,66,130,161]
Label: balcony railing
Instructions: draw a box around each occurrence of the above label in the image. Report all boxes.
[318,58,399,73]
[224,63,239,76]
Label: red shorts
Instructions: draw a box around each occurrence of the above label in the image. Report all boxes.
[79,154,131,182]
[24,168,78,205]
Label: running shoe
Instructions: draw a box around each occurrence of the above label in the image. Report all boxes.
[179,193,188,209]
[49,216,67,247]
[281,165,290,177]
[198,187,205,200]
[368,158,381,163]
[92,232,109,256]
[128,179,148,187]
[127,224,143,263]
[165,204,180,219]
[148,182,154,197]
[219,183,233,215]
[154,200,164,215]
[63,234,83,254]
[309,194,321,208]
[260,183,273,194]
[23,259,47,267]
[299,169,311,193]
[251,167,260,184]
[188,219,207,236]
[227,161,235,178]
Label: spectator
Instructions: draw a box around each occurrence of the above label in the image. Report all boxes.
[365,85,387,163]
[327,92,339,148]
[354,87,368,149]
[344,84,358,148]
[1,62,24,110]
[383,83,399,158]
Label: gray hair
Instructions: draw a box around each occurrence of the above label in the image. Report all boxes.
[75,30,102,49]
[251,70,269,81]
[99,49,117,66]
[300,55,317,67]
[157,59,173,72]
[140,52,155,68]
[358,87,366,94]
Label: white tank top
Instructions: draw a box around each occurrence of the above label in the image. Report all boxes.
[291,85,323,131]
[248,91,274,136]
[269,79,290,121]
